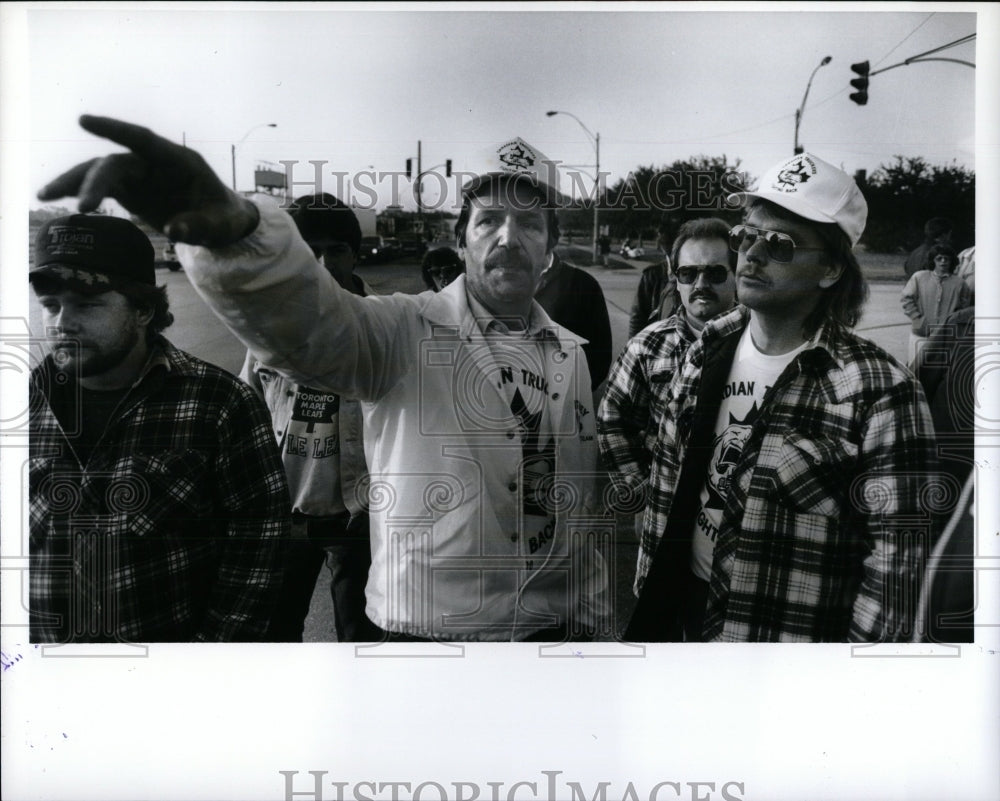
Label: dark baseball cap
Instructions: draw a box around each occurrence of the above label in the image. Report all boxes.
[31,214,155,291]
[287,193,362,256]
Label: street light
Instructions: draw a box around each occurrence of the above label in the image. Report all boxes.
[793,56,831,155]
[231,123,277,191]
[546,110,600,264]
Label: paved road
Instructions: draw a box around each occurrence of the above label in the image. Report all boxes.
[27,250,912,642]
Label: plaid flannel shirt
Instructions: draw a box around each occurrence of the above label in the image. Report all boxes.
[598,311,697,505]
[638,306,936,642]
[29,338,291,643]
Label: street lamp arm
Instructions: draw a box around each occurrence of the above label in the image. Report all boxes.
[545,109,601,264]
[797,56,832,119]
[546,110,597,145]
[793,56,831,154]
[231,122,277,192]
[237,122,277,147]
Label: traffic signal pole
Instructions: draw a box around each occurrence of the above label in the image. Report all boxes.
[849,33,975,106]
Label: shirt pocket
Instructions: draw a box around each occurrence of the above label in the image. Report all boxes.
[113,450,212,536]
[771,433,859,519]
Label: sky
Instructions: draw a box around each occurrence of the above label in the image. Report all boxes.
[11,3,982,214]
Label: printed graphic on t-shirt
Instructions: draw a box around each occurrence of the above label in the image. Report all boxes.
[286,387,340,459]
[507,380,556,519]
[690,329,804,581]
[704,402,759,511]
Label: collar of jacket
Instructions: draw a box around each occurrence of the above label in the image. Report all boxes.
[664,307,699,343]
[419,273,587,351]
[698,305,847,373]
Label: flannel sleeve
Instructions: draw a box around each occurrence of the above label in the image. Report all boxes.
[848,378,937,642]
[193,384,291,641]
[597,335,656,505]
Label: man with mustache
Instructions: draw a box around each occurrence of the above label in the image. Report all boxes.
[623,153,936,642]
[598,217,736,550]
[38,119,608,642]
[28,214,291,642]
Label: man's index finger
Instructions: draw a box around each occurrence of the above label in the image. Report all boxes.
[78,115,176,160]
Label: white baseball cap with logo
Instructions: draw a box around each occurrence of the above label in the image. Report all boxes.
[728,152,868,246]
[460,137,564,207]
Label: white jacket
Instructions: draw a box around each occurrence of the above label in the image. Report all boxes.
[181,203,609,640]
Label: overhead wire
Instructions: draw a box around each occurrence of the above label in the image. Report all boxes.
[697,14,968,144]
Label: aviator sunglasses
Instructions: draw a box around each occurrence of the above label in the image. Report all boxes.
[728,225,824,263]
[674,264,731,285]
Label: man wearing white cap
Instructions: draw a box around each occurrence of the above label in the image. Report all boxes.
[39,117,609,642]
[624,152,937,642]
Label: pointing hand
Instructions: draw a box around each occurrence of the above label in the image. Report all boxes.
[38,115,260,247]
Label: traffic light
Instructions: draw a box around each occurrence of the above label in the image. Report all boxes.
[445,159,452,178]
[850,61,870,106]
[405,158,412,178]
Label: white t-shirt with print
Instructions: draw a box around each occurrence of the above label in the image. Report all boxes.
[482,327,559,557]
[689,327,807,581]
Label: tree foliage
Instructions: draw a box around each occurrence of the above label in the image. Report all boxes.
[28,206,77,225]
[598,154,752,245]
[861,156,975,252]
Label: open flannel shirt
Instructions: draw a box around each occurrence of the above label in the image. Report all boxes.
[598,309,698,504]
[29,338,291,642]
[628,306,937,642]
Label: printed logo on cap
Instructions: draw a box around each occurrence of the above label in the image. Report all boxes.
[773,154,817,192]
[42,266,113,286]
[45,225,98,257]
[497,139,538,172]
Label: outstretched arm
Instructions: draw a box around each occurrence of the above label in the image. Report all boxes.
[40,116,412,401]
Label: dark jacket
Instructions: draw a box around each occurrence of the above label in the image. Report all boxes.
[534,254,613,390]
[628,260,678,338]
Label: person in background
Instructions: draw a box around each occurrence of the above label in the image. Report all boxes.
[624,152,936,643]
[533,250,613,391]
[421,246,465,292]
[628,222,681,338]
[598,217,737,541]
[903,216,953,279]
[598,235,611,268]
[900,242,972,366]
[29,214,290,642]
[240,192,378,643]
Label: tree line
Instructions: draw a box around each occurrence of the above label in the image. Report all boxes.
[559,154,975,253]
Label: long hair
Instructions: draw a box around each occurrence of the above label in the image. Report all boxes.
[928,243,958,273]
[746,199,868,341]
